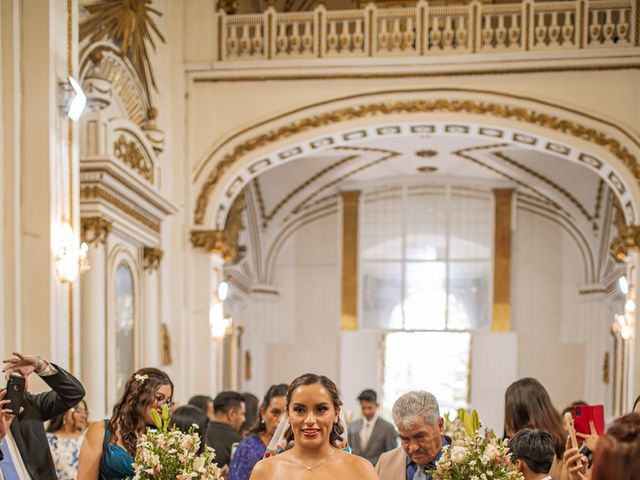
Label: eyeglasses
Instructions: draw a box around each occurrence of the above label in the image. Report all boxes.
[154,395,174,408]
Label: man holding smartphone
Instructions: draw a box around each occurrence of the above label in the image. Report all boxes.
[0,352,85,480]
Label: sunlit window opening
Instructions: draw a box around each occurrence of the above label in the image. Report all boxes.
[360,184,493,414]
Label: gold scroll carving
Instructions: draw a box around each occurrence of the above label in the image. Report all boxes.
[81,217,113,246]
[143,246,163,271]
[114,134,154,183]
[610,202,640,261]
[191,191,246,263]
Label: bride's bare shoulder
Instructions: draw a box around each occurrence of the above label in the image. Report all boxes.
[248,453,288,480]
[338,450,379,478]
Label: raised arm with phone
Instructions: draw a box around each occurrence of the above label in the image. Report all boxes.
[0,352,85,480]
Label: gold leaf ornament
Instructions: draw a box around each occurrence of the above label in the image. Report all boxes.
[80,0,165,106]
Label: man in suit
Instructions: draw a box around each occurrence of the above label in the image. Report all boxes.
[348,389,397,465]
[0,352,86,479]
[375,391,450,480]
[205,391,246,469]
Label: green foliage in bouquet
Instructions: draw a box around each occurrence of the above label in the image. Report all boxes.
[444,409,481,443]
[431,410,523,480]
[133,405,224,480]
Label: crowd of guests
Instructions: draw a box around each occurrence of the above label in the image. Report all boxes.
[0,350,638,479]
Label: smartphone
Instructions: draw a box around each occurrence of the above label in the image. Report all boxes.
[6,373,25,415]
[573,404,604,437]
[564,411,579,449]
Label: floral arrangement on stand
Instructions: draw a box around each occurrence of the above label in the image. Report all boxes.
[430,409,524,480]
[133,405,224,480]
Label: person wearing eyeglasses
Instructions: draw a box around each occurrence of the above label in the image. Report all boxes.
[46,400,89,479]
[77,368,174,479]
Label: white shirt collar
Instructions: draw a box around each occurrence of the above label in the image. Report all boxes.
[363,412,379,427]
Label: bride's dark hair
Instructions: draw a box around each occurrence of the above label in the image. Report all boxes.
[108,367,173,455]
[285,373,344,447]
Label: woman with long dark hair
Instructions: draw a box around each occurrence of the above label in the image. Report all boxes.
[46,400,89,479]
[504,377,567,479]
[77,368,174,479]
[249,373,377,479]
[228,384,288,480]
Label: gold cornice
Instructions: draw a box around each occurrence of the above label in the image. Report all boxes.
[192,63,640,83]
[80,185,161,233]
[81,216,113,245]
[194,97,640,226]
[143,246,163,271]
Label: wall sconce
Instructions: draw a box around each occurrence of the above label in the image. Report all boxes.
[210,302,232,339]
[218,281,229,301]
[55,221,89,283]
[60,76,87,121]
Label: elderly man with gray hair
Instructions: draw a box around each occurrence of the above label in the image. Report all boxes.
[375,391,450,480]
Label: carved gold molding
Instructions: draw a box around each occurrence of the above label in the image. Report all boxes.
[143,246,163,271]
[80,185,161,233]
[114,134,154,183]
[194,98,640,226]
[610,202,640,261]
[81,216,113,246]
[161,323,172,366]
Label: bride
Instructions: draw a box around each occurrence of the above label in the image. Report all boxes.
[250,373,378,479]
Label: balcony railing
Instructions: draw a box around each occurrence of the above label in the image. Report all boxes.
[215,0,637,62]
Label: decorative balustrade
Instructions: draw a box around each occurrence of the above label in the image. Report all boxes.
[216,0,637,62]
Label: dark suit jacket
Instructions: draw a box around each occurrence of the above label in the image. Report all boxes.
[348,416,398,466]
[5,364,85,479]
[205,421,243,468]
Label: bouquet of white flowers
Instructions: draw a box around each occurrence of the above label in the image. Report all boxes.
[430,410,524,480]
[133,406,224,480]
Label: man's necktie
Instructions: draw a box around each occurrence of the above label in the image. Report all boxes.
[361,422,371,450]
[412,466,428,480]
[0,441,20,480]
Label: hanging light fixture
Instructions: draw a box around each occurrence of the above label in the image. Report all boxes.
[55,221,89,283]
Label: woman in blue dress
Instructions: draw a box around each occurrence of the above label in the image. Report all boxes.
[77,368,174,479]
[228,384,288,480]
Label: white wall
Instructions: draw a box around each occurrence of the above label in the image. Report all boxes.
[512,208,586,410]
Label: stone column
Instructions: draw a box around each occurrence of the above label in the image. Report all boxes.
[80,217,112,418]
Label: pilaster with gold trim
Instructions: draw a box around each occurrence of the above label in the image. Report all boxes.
[341,191,360,331]
[492,189,513,332]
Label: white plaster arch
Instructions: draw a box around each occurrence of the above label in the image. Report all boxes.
[191,88,640,230]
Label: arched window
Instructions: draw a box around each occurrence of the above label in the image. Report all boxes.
[360,184,493,413]
[115,263,135,398]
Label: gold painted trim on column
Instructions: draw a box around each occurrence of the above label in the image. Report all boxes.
[492,189,513,332]
[341,191,360,331]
